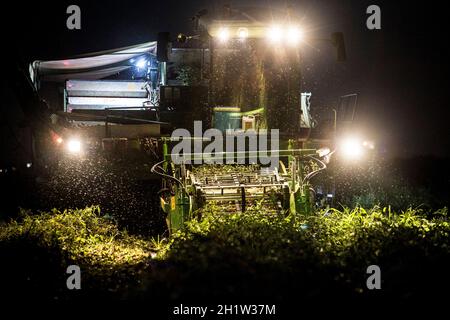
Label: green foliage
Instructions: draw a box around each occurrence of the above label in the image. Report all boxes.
[165,205,449,267]
[157,204,449,298]
[308,206,449,264]
[0,204,448,300]
[0,206,151,277]
[167,205,310,269]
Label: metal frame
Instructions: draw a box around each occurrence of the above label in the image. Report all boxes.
[153,138,327,234]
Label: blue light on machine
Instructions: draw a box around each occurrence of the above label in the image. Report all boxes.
[135,58,147,69]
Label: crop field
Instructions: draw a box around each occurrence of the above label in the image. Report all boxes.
[1,202,448,310]
[0,155,449,316]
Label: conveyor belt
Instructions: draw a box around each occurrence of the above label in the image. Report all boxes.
[189,166,286,208]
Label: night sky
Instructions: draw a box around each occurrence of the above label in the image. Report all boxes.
[3,0,449,157]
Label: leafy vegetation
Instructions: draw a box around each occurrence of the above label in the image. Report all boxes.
[0,206,151,270]
[153,205,449,300]
[0,205,448,302]
[0,206,151,299]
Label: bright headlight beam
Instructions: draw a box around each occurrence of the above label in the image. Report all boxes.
[340,137,364,160]
[267,25,282,43]
[237,27,248,40]
[287,26,303,45]
[217,27,229,42]
[67,139,81,154]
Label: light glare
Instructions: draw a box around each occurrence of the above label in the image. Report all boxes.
[287,26,303,45]
[217,27,229,42]
[67,139,81,153]
[237,27,249,39]
[363,140,375,149]
[267,25,282,43]
[135,58,147,69]
[340,137,364,160]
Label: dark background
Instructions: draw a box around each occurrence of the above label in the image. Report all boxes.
[2,0,449,158]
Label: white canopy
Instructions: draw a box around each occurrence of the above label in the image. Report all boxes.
[30,41,157,84]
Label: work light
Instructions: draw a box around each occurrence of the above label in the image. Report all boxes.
[237,27,249,40]
[267,25,282,43]
[67,139,82,154]
[135,58,147,69]
[340,137,364,160]
[287,26,303,45]
[217,27,229,43]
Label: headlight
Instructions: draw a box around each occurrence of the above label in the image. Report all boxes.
[67,139,81,154]
[267,25,283,43]
[340,137,364,160]
[267,25,304,45]
[287,26,303,46]
[237,27,249,40]
[217,27,229,43]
